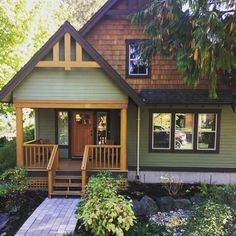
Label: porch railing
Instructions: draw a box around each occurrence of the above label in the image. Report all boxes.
[81,145,121,192]
[23,144,55,168]
[23,141,59,197]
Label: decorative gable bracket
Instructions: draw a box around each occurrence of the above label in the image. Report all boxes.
[36,32,100,71]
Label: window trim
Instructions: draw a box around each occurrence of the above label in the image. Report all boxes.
[125,39,151,79]
[149,109,221,153]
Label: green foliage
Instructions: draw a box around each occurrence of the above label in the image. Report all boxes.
[77,172,136,236]
[125,220,172,236]
[197,183,236,207]
[0,139,16,174]
[57,0,106,29]
[0,167,30,197]
[130,0,236,98]
[182,200,234,236]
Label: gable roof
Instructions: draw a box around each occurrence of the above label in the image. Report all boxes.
[79,0,146,36]
[0,21,142,105]
[79,0,119,36]
[141,89,234,104]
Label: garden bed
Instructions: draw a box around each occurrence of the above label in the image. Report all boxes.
[0,190,47,236]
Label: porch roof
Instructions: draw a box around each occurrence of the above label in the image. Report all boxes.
[0,22,143,106]
[141,89,234,105]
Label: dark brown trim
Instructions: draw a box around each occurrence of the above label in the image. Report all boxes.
[0,22,143,106]
[106,9,137,16]
[125,40,151,79]
[149,109,221,154]
[128,166,236,173]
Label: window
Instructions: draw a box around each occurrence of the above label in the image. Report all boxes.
[152,113,171,149]
[150,110,220,152]
[197,113,217,150]
[126,40,150,77]
[57,111,69,146]
[97,112,107,145]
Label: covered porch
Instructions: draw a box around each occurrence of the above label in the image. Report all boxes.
[15,100,128,197]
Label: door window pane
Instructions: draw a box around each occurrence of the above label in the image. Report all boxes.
[97,112,107,144]
[175,113,194,150]
[197,113,217,150]
[152,113,171,149]
[58,112,68,145]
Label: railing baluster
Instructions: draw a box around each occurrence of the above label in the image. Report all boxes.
[99,146,102,168]
[95,147,98,169]
[116,147,118,168]
[112,148,114,168]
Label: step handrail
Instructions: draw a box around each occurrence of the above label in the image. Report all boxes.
[47,145,59,197]
[81,145,90,193]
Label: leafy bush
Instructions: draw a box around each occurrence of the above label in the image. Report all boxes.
[197,183,236,207]
[182,200,234,236]
[0,167,30,197]
[125,220,172,236]
[0,139,16,174]
[77,172,136,236]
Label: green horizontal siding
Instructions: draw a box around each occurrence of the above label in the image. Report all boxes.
[35,108,55,143]
[13,68,127,101]
[127,105,236,169]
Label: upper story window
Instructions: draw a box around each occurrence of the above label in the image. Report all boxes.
[150,110,221,153]
[126,40,150,78]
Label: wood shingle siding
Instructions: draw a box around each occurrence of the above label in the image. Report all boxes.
[85,0,228,92]
[13,68,128,101]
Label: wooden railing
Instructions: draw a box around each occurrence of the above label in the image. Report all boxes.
[81,145,121,192]
[23,144,55,168]
[47,145,59,197]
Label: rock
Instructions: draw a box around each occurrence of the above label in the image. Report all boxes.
[156,196,174,212]
[174,198,191,210]
[190,194,205,205]
[140,195,159,216]
[132,200,143,216]
[0,213,9,230]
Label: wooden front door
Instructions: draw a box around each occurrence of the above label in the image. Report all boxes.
[71,111,93,156]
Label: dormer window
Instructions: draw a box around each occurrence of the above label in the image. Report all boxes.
[126,40,150,78]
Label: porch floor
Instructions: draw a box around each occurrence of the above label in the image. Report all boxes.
[15,198,80,236]
[58,159,82,171]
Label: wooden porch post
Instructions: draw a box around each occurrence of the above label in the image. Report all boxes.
[16,107,24,166]
[120,108,127,171]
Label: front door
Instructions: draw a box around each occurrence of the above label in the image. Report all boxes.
[71,111,94,156]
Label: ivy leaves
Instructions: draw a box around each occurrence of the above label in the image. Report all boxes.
[130,0,236,98]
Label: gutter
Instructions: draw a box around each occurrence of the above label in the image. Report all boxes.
[136,106,141,179]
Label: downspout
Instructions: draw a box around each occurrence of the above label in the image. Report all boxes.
[136,106,141,179]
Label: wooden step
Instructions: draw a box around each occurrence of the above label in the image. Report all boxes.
[55,175,81,180]
[54,183,82,188]
[51,190,82,196]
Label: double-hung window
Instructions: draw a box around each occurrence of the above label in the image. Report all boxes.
[126,40,150,78]
[150,110,220,153]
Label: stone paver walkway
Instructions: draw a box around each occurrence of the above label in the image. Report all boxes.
[15,198,80,236]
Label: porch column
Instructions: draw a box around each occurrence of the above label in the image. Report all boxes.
[16,107,24,166]
[120,108,127,171]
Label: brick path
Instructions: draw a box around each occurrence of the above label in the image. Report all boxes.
[15,198,80,236]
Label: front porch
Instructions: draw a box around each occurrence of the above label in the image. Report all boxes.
[15,101,128,197]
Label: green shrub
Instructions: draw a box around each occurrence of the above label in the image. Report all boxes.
[182,200,234,236]
[125,220,172,236]
[0,167,30,197]
[77,172,136,236]
[0,139,16,174]
[197,183,236,207]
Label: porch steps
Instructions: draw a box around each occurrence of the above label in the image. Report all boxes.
[51,173,82,197]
